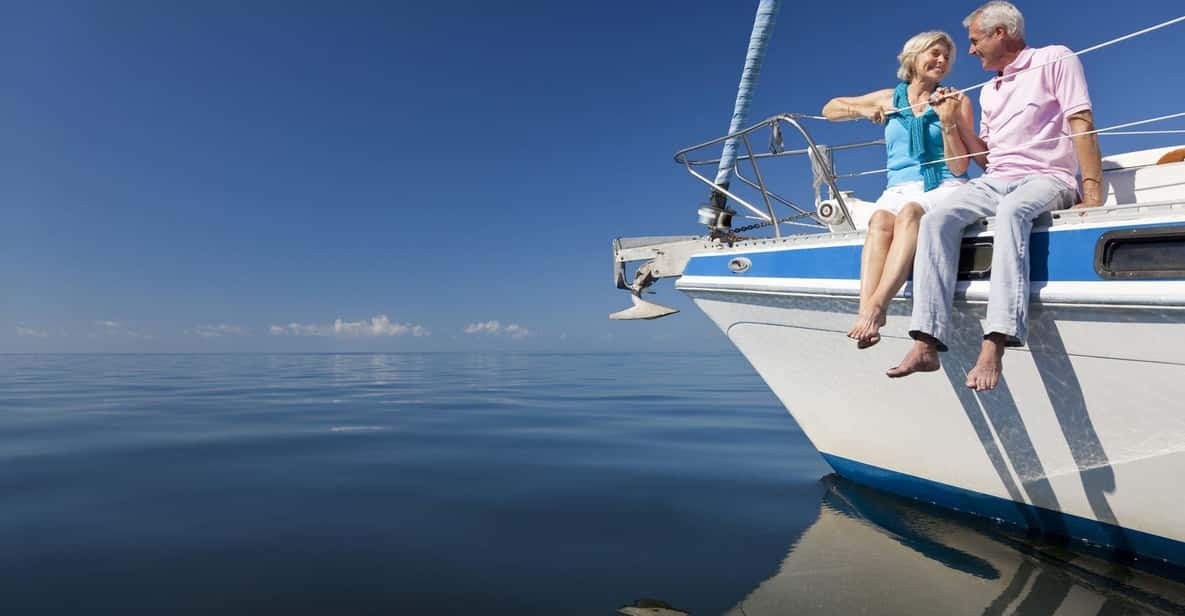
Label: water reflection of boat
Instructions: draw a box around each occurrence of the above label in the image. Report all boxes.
[725,476,1185,615]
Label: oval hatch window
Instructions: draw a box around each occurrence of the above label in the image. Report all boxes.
[728,257,752,274]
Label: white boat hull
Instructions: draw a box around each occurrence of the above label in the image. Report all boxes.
[673,204,1185,566]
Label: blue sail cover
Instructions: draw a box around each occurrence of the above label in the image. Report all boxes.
[714,0,781,188]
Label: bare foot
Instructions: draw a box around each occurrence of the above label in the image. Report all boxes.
[848,305,887,349]
[967,335,1006,391]
[886,339,940,378]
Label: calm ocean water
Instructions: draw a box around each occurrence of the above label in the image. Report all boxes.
[2,352,1183,615]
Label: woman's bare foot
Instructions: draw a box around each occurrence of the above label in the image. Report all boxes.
[966,335,1006,391]
[847,305,887,349]
[886,339,940,378]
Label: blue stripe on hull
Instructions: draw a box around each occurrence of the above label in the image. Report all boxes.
[820,452,1185,568]
[683,222,1185,281]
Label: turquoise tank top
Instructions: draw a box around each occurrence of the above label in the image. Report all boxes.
[884,82,966,190]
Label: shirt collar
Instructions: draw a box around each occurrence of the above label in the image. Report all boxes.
[999,46,1034,76]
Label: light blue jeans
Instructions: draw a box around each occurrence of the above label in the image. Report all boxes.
[908,175,1076,350]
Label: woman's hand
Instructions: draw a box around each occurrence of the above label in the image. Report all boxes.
[867,102,894,125]
[931,87,962,125]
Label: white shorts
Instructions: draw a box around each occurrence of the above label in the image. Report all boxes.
[872,179,968,215]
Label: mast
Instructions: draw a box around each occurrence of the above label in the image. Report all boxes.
[700,0,781,233]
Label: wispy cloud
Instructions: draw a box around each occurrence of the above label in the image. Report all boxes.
[463,320,532,339]
[503,324,531,339]
[269,314,429,338]
[91,320,154,339]
[15,326,49,338]
[464,321,500,335]
[270,323,318,336]
[190,324,246,338]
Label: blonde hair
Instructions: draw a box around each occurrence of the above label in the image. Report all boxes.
[896,31,956,82]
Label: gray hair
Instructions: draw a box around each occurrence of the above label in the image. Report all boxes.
[896,31,956,82]
[964,1,1025,41]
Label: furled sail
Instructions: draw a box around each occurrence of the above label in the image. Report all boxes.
[711,0,781,202]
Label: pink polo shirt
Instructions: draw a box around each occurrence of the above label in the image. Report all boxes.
[979,45,1093,192]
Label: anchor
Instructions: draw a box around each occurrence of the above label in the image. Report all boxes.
[609,236,709,320]
[610,260,679,320]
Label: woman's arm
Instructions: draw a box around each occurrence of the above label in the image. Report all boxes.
[934,89,986,173]
[822,89,894,123]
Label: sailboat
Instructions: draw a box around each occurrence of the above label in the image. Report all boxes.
[611,1,1185,569]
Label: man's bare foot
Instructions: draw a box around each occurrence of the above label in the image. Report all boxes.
[847,305,887,349]
[967,335,1006,391]
[886,339,940,378]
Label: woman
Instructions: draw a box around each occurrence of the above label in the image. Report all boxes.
[822,31,977,348]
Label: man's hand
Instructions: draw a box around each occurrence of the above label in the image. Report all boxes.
[1071,175,1103,209]
[1071,179,1103,210]
[931,87,962,125]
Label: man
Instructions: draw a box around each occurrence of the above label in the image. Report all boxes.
[886,1,1103,391]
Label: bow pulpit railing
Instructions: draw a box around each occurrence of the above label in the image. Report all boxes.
[674,114,885,238]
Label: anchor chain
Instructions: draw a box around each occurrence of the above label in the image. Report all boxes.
[719,214,821,242]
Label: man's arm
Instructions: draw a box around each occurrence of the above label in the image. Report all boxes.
[1068,109,1103,208]
[958,125,989,170]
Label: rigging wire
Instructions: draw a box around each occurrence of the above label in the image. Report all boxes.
[892,13,1185,116]
[835,111,1185,179]
[1100,130,1185,136]
[697,13,1185,201]
[793,13,1185,119]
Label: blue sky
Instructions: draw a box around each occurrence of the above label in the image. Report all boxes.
[4,0,1183,352]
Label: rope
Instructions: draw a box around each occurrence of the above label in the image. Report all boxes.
[890,14,1185,116]
[836,111,1185,179]
[791,14,1185,120]
[1101,130,1185,136]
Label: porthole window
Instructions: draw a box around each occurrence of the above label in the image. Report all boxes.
[1095,226,1185,279]
[958,238,993,280]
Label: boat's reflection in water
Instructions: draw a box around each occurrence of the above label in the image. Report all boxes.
[727,476,1185,615]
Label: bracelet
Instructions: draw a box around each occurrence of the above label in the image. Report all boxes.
[940,123,957,134]
[1081,177,1101,184]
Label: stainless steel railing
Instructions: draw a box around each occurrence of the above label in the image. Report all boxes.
[673,113,883,236]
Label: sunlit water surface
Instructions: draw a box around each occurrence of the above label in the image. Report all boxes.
[1,353,1182,615]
